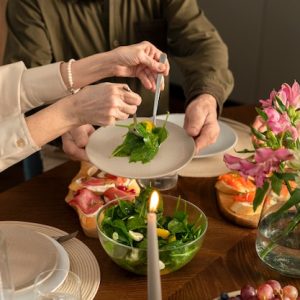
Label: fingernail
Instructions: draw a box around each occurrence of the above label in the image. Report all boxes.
[158,64,165,71]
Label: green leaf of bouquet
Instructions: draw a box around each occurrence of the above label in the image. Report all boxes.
[255,107,268,121]
[233,148,255,154]
[268,188,300,223]
[270,174,282,195]
[251,127,267,141]
[253,181,270,212]
[275,95,287,113]
[276,172,296,181]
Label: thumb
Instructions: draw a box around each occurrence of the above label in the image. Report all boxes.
[184,113,202,137]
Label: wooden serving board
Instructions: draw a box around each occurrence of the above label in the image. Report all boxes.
[216,190,261,228]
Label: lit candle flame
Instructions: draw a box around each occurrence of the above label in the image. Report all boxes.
[149,191,159,213]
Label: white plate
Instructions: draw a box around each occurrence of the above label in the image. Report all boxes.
[16,234,70,300]
[0,224,58,293]
[86,118,195,179]
[0,221,99,300]
[157,114,237,158]
[213,290,239,299]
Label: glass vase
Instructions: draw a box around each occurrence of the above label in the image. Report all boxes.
[255,195,300,277]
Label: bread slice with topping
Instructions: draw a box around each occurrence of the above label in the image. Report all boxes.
[65,161,140,237]
[215,172,261,228]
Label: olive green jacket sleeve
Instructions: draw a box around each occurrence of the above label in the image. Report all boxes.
[4,0,234,114]
[163,0,234,110]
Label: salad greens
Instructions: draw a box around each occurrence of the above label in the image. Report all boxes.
[98,187,207,274]
[112,117,168,163]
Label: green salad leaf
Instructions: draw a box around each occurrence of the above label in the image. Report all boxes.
[112,117,169,164]
[99,187,206,274]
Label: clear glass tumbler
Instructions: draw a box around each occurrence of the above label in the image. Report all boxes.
[34,269,82,300]
[138,172,178,191]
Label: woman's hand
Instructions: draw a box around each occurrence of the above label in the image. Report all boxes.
[63,41,169,93]
[69,82,141,126]
[62,124,94,161]
[111,41,170,92]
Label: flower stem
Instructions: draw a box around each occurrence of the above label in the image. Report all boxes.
[259,209,300,258]
[284,179,300,212]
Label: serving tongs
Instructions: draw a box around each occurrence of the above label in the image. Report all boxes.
[122,53,167,136]
[121,86,141,137]
[152,53,168,125]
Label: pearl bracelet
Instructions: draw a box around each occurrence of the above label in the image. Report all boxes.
[67,59,80,94]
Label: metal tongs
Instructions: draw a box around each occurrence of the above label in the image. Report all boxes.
[122,86,141,137]
[152,53,168,125]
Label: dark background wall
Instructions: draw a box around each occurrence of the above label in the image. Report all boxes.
[170,0,300,105]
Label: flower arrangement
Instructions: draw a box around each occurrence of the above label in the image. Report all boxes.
[223,81,300,261]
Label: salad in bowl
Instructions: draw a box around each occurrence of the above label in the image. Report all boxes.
[96,187,207,275]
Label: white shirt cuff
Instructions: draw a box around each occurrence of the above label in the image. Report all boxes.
[20,62,69,113]
[0,114,40,172]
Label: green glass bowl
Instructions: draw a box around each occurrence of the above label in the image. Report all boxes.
[96,194,208,275]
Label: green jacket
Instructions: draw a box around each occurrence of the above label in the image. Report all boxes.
[4,0,234,117]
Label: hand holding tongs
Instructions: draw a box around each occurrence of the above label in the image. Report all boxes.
[152,53,168,125]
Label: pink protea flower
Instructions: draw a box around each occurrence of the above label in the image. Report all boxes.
[278,81,300,109]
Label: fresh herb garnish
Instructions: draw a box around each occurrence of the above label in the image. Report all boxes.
[112,116,169,163]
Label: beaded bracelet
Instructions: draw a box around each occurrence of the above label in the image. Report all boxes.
[67,59,80,94]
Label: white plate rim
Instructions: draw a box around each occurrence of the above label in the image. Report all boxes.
[86,118,195,179]
[157,113,238,158]
[0,224,61,294]
[0,221,100,300]
[15,233,70,300]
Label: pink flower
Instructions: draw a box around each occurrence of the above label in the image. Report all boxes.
[224,149,294,187]
[259,90,276,108]
[263,107,298,139]
[278,81,300,109]
[254,148,293,163]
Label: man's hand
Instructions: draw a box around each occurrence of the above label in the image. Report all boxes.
[62,124,95,161]
[184,94,220,153]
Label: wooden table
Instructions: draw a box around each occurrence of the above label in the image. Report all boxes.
[0,105,299,300]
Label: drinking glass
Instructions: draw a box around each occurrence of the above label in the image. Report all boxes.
[0,231,14,300]
[34,269,82,300]
[138,172,178,191]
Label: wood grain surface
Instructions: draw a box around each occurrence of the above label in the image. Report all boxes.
[0,106,299,300]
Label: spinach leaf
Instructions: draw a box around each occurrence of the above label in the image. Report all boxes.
[126,215,146,231]
[112,119,169,163]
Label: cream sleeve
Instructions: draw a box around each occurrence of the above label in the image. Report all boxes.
[0,61,69,171]
[20,61,69,113]
[0,114,40,172]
